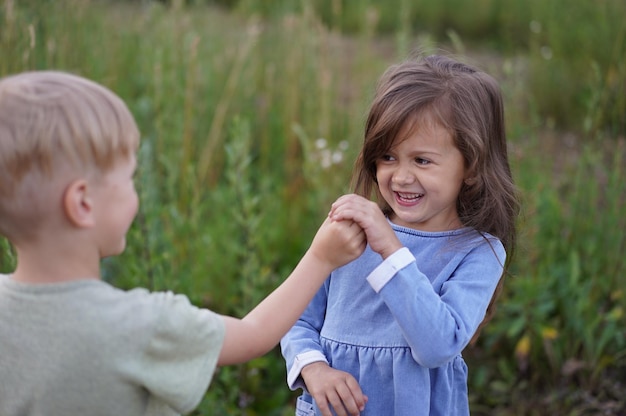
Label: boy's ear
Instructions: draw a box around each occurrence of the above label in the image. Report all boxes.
[63,179,95,228]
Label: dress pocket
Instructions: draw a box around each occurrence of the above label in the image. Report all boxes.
[295,395,316,416]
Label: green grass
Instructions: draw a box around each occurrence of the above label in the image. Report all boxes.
[1,0,625,414]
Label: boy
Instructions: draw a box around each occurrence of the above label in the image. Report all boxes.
[0,71,366,415]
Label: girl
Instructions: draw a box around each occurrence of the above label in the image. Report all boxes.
[280,54,520,416]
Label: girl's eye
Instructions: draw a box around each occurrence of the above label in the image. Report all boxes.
[381,154,395,161]
[416,158,430,165]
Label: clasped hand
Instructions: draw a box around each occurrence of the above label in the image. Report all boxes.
[329,194,403,259]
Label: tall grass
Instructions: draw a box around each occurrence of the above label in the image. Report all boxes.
[232,0,626,135]
[1,0,625,414]
[467,133,626,414]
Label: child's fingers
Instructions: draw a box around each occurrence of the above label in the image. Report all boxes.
[325,390,351,416]
[315,395,335,416]
[329,194,362,216]
[335,382,365,415]
[344,376,367,410]
[337,223,366,257]
[329,195,379,224]
[329,204,366,223]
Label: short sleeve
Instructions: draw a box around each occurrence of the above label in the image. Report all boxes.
[134,291,225,414]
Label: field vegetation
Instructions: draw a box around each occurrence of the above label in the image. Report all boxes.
[1,0,624,414]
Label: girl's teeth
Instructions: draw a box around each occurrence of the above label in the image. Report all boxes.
[398,192,423,200]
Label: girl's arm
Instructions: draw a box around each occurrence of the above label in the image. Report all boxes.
[280,281,329,390]
[330,194,504,367]
[281,283,368,416]
[370,245,504,367]
[217,217,365,366]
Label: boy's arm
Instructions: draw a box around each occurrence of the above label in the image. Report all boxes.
[217,217,365,366]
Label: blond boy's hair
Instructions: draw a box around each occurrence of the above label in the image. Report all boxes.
[0,71,140,240]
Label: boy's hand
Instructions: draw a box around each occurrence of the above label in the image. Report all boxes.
[301,362,367,416]
[329,194,403,259]
[308,216,366,270]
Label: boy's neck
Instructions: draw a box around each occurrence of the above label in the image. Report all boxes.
[11,238,102,284]
[10,271,101,284]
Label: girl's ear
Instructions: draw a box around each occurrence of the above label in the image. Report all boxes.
[464,177,477,186]
[464,168,480,186]
[63,179,95,228]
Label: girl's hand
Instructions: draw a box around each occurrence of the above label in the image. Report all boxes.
[301,362,368,416]
[329,194,403,259]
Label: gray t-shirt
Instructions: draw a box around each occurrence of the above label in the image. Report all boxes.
[0,274,225,416]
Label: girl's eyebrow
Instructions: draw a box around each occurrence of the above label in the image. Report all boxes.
[405,148,443,157]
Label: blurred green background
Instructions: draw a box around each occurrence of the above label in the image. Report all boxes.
[1,0,624,414]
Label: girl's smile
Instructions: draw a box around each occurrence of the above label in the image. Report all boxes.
[394,192,424,206]
[376,114,467,232]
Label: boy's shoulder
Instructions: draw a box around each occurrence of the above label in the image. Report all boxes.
[1,276,224,346]
[0,276,197,320]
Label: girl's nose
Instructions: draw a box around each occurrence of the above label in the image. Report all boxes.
[392,164,416,185]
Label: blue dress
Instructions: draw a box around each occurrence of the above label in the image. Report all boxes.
[281,223,506,416]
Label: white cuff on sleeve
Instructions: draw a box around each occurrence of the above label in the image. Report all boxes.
[366,247,415,293]
[287,350,328,391]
